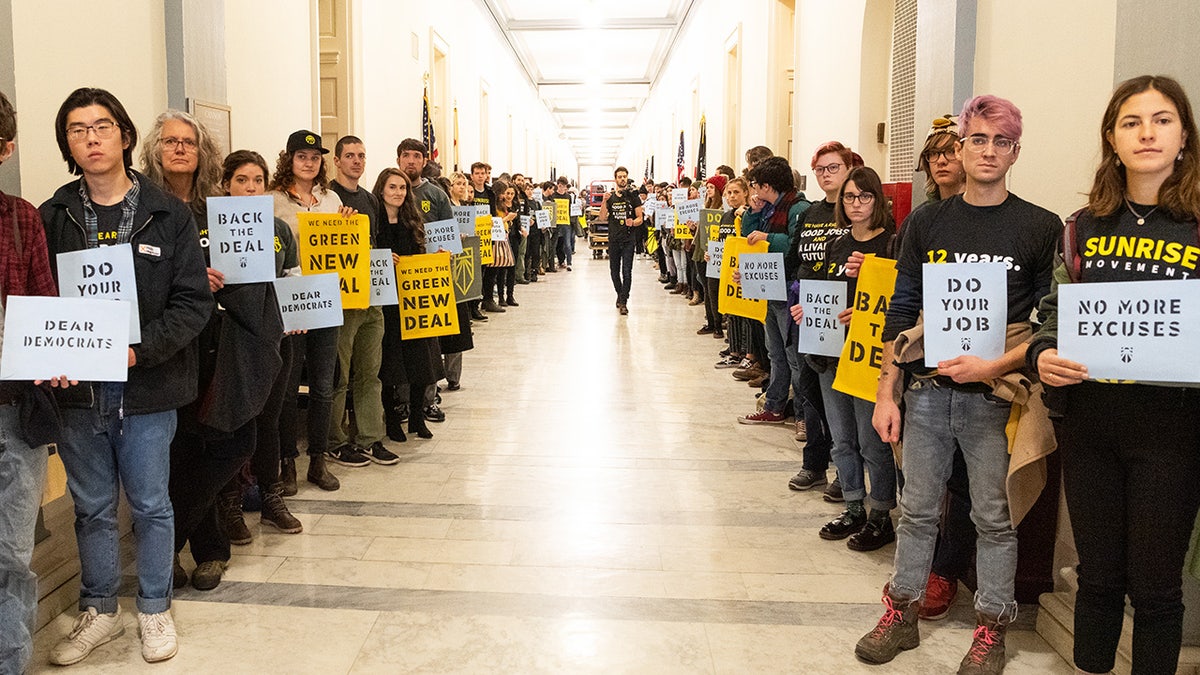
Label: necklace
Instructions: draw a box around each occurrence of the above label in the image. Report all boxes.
[1124,198,1159,226]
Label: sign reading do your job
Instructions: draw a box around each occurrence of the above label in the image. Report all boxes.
[298,213,371,309]
[57,244,141,344]
[1059,279,1200,382]
[922,262,1007,366]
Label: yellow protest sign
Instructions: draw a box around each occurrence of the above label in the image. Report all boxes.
[298,212,371,309]
[718,236,768,321]
[396,252,459,339]
[475,211,494,265]
[832,254,898,402]
[555,198,570,225]
[703,209,723,241]
[673,218,694,241]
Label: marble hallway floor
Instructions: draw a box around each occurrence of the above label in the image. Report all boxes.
[32,244,1071,674]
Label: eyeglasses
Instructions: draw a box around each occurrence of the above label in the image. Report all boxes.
[162,137,198,152]
[65,121,119,142]
[813,163,843,176]
[962,135,1019,155]
[842,192,876,205]
[922,149,955,163]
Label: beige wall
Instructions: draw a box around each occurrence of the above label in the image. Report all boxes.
[11,0,168,202]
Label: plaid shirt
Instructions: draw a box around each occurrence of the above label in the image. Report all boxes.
[0,190,58,304]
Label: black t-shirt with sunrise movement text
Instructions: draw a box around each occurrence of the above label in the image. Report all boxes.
[605,189,642,245]
[793,199,847,281]
[1075,207,1200,281]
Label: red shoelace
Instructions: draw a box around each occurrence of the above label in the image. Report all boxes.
[870,596,904,637]
[964,624,999,663]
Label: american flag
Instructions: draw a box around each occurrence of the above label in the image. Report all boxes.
[676,130,685,183]
[422,87,438,161]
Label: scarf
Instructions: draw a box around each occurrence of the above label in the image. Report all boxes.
[764,190,801,235]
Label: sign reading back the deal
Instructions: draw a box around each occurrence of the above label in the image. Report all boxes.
[369,249,398,307]
[1059,279,1200,382]
[396,252,459,339]
[738,252,787,301]
[297,212,371,309]
[274,272,344,332]
[424,218,463,254]
[922,262,1008,366]
[453,206,476,236]
[56,244,141,344]
[570,201,582,217]
[0,296,131,382]
[206,195,275,284]
[476,208,494,265]
[798,280,849,357]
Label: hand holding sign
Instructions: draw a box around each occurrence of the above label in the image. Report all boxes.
[737,253,786,301]
[207,195,276,284]
[922,262,1007,367]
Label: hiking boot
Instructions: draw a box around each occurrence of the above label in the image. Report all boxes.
[279,457,298,496]
[364,441,401,466]
[261,482,304,533]
[920,572,959,620]
[737,409,788,425]
[848,514,896,551]
[137,611,178,663]
[794,419,807,441]
[326,443,371,468]
[482,300,506,313]
[306,453,340,491]
[49,607,125,665]
[218,489,252,545]
[819,508,867,540]
[788,468,827,491]
[855,593,920,664]
[619,304,629,315]
[824,477,845,503]
[688,292,703,306]
[957,613,1008,674]
[191,560,226,591]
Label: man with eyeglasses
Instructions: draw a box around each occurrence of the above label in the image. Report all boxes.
[40,87,212,665]
[856,95,1060,674]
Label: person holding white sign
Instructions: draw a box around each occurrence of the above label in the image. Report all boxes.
[41,88,214,665]
[1028,76,1200,675]
[790,167,898,552]
[857,95,1061,672]
[482,180,518,312]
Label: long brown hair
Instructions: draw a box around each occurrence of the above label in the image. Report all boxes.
[372,168,425,246]
[1089,75,1200,221]
[835,166,892,231]
[139,110,223,203]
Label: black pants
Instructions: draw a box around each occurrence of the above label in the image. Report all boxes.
[609,238,634,304]
[798,359,832,472]
[930,449,976,582]
[703,275,720,330]
[169,419,257,563]
[280,327,339,459]
[1061,382,1200,675]
[526,228,542,279]
[483,267,500,302]
[223,335,294,502]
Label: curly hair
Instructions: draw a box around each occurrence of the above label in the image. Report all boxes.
[139,110,222,203]
[269,147,329,193]
[372,168,425,247]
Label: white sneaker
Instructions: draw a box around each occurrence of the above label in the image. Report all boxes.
[49,606,125,665]
[137,610,178,662]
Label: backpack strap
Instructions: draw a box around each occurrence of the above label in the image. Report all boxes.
[1062,208,1087,283]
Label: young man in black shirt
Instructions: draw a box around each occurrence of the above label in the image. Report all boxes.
[598,166,644,314]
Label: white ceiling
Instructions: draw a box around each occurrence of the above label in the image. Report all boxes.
[479,0,696,166]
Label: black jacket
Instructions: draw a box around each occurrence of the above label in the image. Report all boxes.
[39,172,215,415]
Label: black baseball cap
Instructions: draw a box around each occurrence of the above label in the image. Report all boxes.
[286,130,328,154]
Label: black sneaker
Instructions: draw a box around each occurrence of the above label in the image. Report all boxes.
[446,382,461,391]
[848,515,896,551]
[364,441,400,466]
[423,403,446,423]
[819,509,867,540]
[823,477,845,503]
[326,443,371,467]
[394,403,410,423]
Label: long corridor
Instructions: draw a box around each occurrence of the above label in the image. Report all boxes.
[32,249,1071,674]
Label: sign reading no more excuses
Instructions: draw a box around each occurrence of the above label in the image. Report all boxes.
[737,252,787,301]
[424,218,463,254]
[922,262,1008,366]
[56,244,141,344]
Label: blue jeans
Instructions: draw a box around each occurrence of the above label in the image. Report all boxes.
[59,383,176,615]
[890,378,1018,621]
[555,225,573,266]
[0,405,47,674]
[819,366,897,510]
[609,238,635,304]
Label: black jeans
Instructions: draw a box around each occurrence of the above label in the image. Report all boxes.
[526,228,542,279]
[1061,382,1200,675]
[609,238,634,304]
[225,335,293,500]
[703,275,720,330]
[483,267,500,302]
[930,449,976,582]
[280,326,339,459]
[169,419,257,563]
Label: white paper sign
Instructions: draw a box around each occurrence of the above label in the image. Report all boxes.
[706,241,724,279]
[798,280,848,357]
[206,195,276,284]
[369,249,398,307]
[1059,280,1200,382]
[519,215,531,234]
[534,210,551,230]
[475,205,490,220]
[453,206,476,236]
[56,244,141,344]
[491,217,508,243]
[656,205,674,231]
[532,188,543,202]
[738,253,787,301]
[274,273,344,332]
[676,199,701,226]
[671,188,689,204]
[570,201,582,217]
[0,296,130,382]
[424,218,463,254]
[922,262,1008,366]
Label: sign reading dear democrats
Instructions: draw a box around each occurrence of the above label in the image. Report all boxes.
[273,273,344,332]
[0,296,131,382]
[922,262,1007,366]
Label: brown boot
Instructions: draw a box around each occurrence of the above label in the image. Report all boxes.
[670,282,686,294]
[279,457,298,496]
[261,483,303,533]
[217,488,252,545]
[957,612,1007,674]
[855,592,920,664]
[306,453,340,491]
[688,291,702,306]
